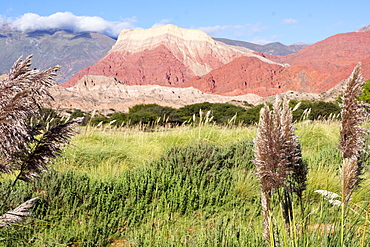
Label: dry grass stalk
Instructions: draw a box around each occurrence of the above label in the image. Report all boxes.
[0,197,39,227]
[254,96,307,242]
[340,62,369,205]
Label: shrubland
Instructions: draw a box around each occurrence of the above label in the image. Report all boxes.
[75,99,341,128]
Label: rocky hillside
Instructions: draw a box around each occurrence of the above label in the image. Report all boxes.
[0,28,115,82]
[45,24,370,111]
[63,25,370,98]
[62,24,283,87]
[50,75,263,112]
[186,29,370,96]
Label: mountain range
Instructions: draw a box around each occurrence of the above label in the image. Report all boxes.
[0,27,115,82]
[213,38,311,56]
[2,24,370,111]
[0,25,306,84]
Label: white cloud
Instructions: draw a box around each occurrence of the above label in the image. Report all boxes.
[198,23,265,38]
[198,25,233,36]
[0,15,11,26]
[151,19,172,28]
[8,12,138,37]
[282,18,298,24]
[248,37,273,45]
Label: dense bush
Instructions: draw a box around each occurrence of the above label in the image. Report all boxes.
[289,100,340,121]
[77,100,343,127]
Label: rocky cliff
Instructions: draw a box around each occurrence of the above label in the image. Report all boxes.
[62,24,282,88]
[51,75,262,112]
[54,24,370,111]
[186,29,370,96]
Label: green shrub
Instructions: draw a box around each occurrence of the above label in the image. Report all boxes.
[358,79,370,103]
[89,116,109,126]
[0,140,256,246]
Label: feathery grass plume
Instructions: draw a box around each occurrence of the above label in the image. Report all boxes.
[0,55,60,174]
[0,55,81,182]
[339,62,369,247]
[339,62,369,205]
[254,102,277,242]
[14,118,82,182]
[254,95,307,243]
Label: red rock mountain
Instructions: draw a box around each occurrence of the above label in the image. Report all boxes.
[63,25,370,98]
[186,29,370,96]
[62,24,278,88]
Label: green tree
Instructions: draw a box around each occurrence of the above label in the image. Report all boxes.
[238,104,265,125]
[128,104,179,124]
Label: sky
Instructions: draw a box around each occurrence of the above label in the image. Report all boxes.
[0,0,369,45]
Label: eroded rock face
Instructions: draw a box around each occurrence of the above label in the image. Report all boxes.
[62,24,279,88]
[51,75,262,112]
[61,24,370,103]
[185,30,370,96]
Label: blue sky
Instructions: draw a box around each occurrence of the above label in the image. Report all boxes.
[1,0,369,45]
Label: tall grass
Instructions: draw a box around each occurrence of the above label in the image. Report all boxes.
[56,123,256,178]
[252,63,370,246]
[0,120,369,246]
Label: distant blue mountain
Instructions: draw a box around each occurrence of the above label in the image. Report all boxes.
[214,38,310,56]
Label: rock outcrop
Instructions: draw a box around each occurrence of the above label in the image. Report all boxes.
[185,29,370,96]
[51,75,262,112]
[55,24,370,110]
[62,24,281,88]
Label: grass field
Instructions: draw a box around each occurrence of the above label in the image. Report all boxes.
[0,121,369,246]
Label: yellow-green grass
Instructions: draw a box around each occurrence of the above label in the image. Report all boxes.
[1,121,369,246]
[55,124,257,178]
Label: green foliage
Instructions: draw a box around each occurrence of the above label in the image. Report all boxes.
[238,104,265,125]
[0,123,369,246]
[177,102,248,124]
[86,100,343,127]
[109,112,127,126]
[290,100,340,121]
[358,79,370,103]
[67,109,91,125]
[89,116,109,126]
[0,140,256,246]
[129,104,180,124]
[177,102,214,122]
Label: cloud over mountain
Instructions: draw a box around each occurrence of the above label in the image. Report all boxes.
[282,18,298,24]
[197,23,268,44]
[8,12,137,37]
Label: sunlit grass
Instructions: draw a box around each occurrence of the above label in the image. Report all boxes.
[1,120,369,246]
[55,124,257,178]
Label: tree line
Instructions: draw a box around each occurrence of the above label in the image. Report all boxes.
[62,100,341,127]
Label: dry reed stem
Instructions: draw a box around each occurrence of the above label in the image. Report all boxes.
[254,95,307,243]
[0,55,59,172]
[0,197,39,227]
[340,62,369,205]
